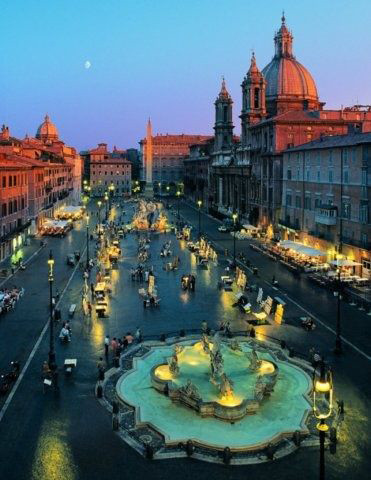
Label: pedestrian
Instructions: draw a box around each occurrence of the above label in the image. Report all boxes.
[111,337,118,357]
[104,335,110,358]
[125,332,134,344]
[201,320,208,333]
[97,357,105,374]
[135,327,142,343]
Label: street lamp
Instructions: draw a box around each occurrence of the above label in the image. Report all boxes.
[48,251,56,370]
[86,213,90,269]
[313,361,333,480]
[109,182,115,210]
[176,190,181,218]
[232,212,238,267]
[197,200,202,239]
[334,258,343,354]
[104,192,109,221]
[97,200,102,225]
[166,185,170,195]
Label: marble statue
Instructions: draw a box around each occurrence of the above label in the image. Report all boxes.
[219,373,234,398]
[174,344,183,356]
[201,333,211,354]
[230,338,242,351]
[168,354,179,376]
[179,379,201,401]
[248,348,262,371]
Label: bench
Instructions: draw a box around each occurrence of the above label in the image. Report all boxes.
[69,304,76,317]
[64,358,77,375]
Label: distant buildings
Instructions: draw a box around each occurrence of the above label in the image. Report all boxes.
[140,119,211,194]
[88,143,132,197]
[0,117,82,262]
[183,14,370,263]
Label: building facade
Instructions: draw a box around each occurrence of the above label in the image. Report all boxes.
[183,15,371,233]
[0,117,82,262]
[89,143,132,197]
[280,132,371,267]
[140,119,211,194]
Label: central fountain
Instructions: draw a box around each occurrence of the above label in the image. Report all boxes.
[131,199,168,232]
[150,333,278,421]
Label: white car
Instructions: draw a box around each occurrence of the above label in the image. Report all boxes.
[218,225,230,233]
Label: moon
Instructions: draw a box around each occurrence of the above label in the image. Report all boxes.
[84,60,91,69]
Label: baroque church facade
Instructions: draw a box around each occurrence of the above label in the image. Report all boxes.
[184,15,371,232]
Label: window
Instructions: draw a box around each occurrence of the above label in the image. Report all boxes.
[254,88,260,108]
[314,198,321,209]
[286,193,292,206]
[360,204,368,223]
[13,175,17,186]
[361,169,367,185]
[361,233,368,248]
[328,169,333,183]
[304,196,311,210]
[9,176,12,187]
[343,148,348,165]
[8,201,13,214]
[341,201,351,219]
[317,170,321,182]
[2,177,6,188]
[343,169,349,184]
[328,150,333,166]
[295,196,301,208]
[1,204,6,216]
[306,169,310,181]
[287,169,292,180]
[13,200,17,212]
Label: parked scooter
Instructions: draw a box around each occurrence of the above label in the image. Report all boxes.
[301,317,316,331]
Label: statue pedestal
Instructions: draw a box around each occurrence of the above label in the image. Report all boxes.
[144,182,154,199]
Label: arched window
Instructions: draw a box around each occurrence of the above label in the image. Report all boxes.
[254,88,260,108]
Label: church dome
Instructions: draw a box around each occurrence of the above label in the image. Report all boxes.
[262,14,320,114]
[262,57,318,100]
[36,114,59,141]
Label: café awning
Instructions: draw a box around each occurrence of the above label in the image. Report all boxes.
[330,259,362,267]
[279,240,326,257]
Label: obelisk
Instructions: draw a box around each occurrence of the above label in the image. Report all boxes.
[144,118,154,198]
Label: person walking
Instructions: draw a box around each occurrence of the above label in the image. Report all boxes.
[104,335,110,358]
[111,337,118,358]
[97,357,105,375]
[135,327,142,343]
[201,320,208,333]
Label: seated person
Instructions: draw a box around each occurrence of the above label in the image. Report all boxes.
[59,326,70,341]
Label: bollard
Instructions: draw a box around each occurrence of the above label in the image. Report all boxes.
[186,440,194,457]
[145,443,154,459]
[96,384,103,398]
[112,401,119,415]
[223,447,232,465]
[293,430,301,447]
[266,443,275,460]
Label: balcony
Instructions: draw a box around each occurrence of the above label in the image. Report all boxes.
[315,206,337,226]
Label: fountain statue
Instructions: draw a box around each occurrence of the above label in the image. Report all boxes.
[178,379,201,401]
[174,344,183,355]
[219,373,234,399]
[230,338,242,351]
[254,376,267,401]
[248,347,262,371]
[168,354,179,376]
[201,333,211,354]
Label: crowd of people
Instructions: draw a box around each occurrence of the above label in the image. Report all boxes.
[0,286,24,316]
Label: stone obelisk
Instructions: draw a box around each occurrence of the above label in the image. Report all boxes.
[144,118,154,198]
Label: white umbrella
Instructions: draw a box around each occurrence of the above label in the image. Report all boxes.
[330,259,361,267]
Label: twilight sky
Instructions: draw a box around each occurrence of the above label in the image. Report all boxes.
[1,0,370,151]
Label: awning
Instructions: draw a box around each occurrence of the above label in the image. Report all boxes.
[279,240,326,257]
[330,259,362,267]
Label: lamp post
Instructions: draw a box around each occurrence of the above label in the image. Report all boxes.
[176,190,181,218]
[313,361,333,480]
[232,212,238,267]
[166,185,170,196]
[109,182,115,211]
[334,260,343,354]
[86,213,90,269]
[104,192,109,221]
[48,251,56,369]
[197,200,202,239]
[97,200,102,226]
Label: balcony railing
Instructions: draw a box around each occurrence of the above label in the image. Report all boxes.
[315,207,337,226]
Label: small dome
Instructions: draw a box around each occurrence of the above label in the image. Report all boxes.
[262,57,318,100]
[36,114,59,141]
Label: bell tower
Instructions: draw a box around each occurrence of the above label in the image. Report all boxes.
[240,52,267,144]
[214,77,234,151]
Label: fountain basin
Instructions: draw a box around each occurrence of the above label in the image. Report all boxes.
[150,342,278,421]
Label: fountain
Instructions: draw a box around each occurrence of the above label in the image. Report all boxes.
[132,199,168,232]
[115,335,313,457]
[150,336,278,421]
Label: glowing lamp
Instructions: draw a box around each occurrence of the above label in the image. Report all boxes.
[313,361,333,421]
[197,200,202,208]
